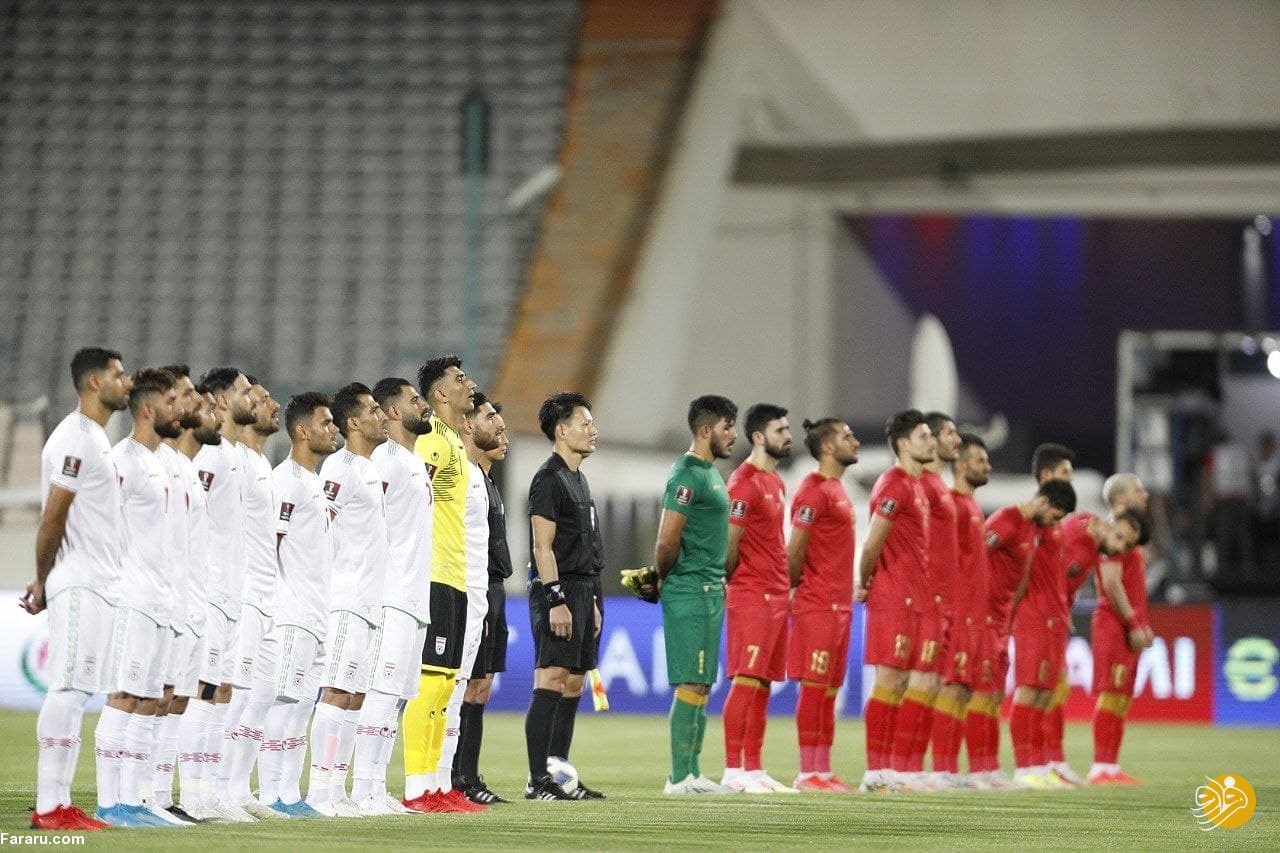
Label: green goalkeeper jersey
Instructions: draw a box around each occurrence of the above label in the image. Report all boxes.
[661,453,729,594]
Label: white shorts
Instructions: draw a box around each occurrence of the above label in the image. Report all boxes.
[232,605,272,688]
[171,629,202,698]
[368,606,428,699]
[160,625,181,687]
[45,587,117,694]
[199,604,232,686]
[455,587,488,687]
[109,607,171,700]
[272,624,325,703]
[322,611,377,694]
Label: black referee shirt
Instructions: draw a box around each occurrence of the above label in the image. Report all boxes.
[527,452,604,580]
[483,468,513,581]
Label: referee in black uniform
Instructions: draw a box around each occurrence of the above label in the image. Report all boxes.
[524,391,606,801]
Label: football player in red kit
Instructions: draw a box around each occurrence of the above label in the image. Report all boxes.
[786,419,860,792]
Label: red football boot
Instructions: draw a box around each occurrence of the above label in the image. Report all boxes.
[31,805,106,831]
[439,789,489,813]
[824,775,853,793]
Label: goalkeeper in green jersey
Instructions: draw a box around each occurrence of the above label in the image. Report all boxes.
[649,395,739,795]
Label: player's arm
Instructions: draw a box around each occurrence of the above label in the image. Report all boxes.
[653,508,688,582]
[1009,546,1035,616]
[531,514,572,639]
[787,526,811,588]
[855,513,893,603]
[23,484,76,614]
[1098,558,1150,651]
[724,523,745,582]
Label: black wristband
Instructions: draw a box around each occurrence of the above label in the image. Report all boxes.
[545,581,567,607]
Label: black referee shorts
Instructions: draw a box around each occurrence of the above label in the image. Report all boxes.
[469,580,509,679]
[421,582,467,673]
[529,576,602,673]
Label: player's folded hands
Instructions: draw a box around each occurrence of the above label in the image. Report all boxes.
[621,566,661,603]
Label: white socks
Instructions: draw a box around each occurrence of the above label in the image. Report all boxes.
[94,705,130,810]
[177,699,212,810]
[152,712,181,808]
[436,677,467,793]
[120,712,158,807]
[259,701,292,806]
[35,689,90,814]
[216,689,249,801]
[228,678,274,805]
[277,699,315,805]
[306,702,344,806]
[353,691,399,802]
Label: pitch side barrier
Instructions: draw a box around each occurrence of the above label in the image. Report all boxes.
[2,594,1275,725]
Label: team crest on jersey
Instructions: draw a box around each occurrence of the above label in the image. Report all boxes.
[279,502,295,522]
[323,480,341,501]
[435,636,446,655]
[82,656,96,678]
[879,497,897,515]
[674,485,693,506]
[797,505,815,524]
[198,470,215,491]
[730,499,747,519]
[985,531,1000,547]
[425,463,439,480]
[383,661,397,680]
[292,668,305,689]
[61,456,82,477]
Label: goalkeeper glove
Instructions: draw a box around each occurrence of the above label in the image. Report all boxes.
[620,565,660,603]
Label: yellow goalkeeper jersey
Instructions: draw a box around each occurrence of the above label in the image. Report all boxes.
[415,415,467,592]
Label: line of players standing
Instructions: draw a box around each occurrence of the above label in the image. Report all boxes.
[646,402,1154,794]
[25,347,610,831]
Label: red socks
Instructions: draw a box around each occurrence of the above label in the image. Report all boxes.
[1044,703,1065,764]
[864,685,902,771]
[742,682,770,772]
[796,682,824,774]
[930,693,964,774]
[890,688,932,772]
[1093,692,1129,765]
[1011,703,1047,769]
[722,679,752,769]
[818,687,838,773]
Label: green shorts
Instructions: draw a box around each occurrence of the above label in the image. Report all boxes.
[661,581,725,686]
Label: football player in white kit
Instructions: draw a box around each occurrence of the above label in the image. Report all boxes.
[24,347,131,832]
[261,392,339,817]
[192,367,258,821]
[307,383,390,816]
[101,367,185,827]
[352,377,433,815]
[223,377,286,818]
[149,365,204,823]
[171,387,223,819]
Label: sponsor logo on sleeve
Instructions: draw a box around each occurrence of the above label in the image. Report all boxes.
[198,470,215,491]
[730,499,747,520]
[424,463,439,480]
[674,485,693,506]
[985,531,1000,547]
[879,497,897,515]
[61,456,82,477]
[279,501,295,522]
[323,480,341,501]
[797,505,815,524]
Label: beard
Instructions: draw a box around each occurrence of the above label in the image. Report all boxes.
[764,440,792,460]
[195,426,221,446]
[231,404,257,426]
[473,433,501,452]
[155,418,183,439]
[965,472,990,488]
[403,411,432,435]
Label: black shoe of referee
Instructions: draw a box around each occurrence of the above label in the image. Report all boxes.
[570,778,606,800]
[525,775,576,801]
[465,775,508,805]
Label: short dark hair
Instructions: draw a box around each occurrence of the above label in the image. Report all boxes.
[1115,509,1151,547]
[244,374,260,387]
[285,391,331,440]
[687,395,737,434]
[417,354,462,399]
[744,403,788,444]
[331,382,373,438]
[127,367,176,416]
[467,391,502,418]
[372,377,413,408]
[1037,479,1077,514]
[885,409,928,455]
[1032,442,1076,481]
[924,411,954,437]
[160,363,190,379]
[801,417,843,460]
[958,432,987,455]
[538,391,590,442]
[70,347,122,391]
[199,367,242,398]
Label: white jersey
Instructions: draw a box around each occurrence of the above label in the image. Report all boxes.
[239,443,276,616]
[272,457,332,641]
[40,411,123,604]
[371,439,432,623]
[179,449,210,636]
[156,442,190,631]
[464,460,490,591]
[194,438,247,619]
[111,437,173,625]
[320,449,388,626]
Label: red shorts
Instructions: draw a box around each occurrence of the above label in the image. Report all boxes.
[944,615,990,690]
[787,607,853,687]
[1091,611,1139,695]
[913,594,946,673]
[1013,615,1068,690]
[864,597,921,670]
[725,591,789,681]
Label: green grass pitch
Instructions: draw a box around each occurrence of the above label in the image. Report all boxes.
[1,709,1277,849]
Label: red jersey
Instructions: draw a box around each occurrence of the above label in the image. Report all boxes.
[727,461,788,595]
[1017,521,1068,626]
[866,466,929,610]
[1061,512,1102,603]
[951,491,987,624]
[984,505,1038,629]
[1096,546,1148,627]
[790,471,855,611]
[919,470,959,617]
